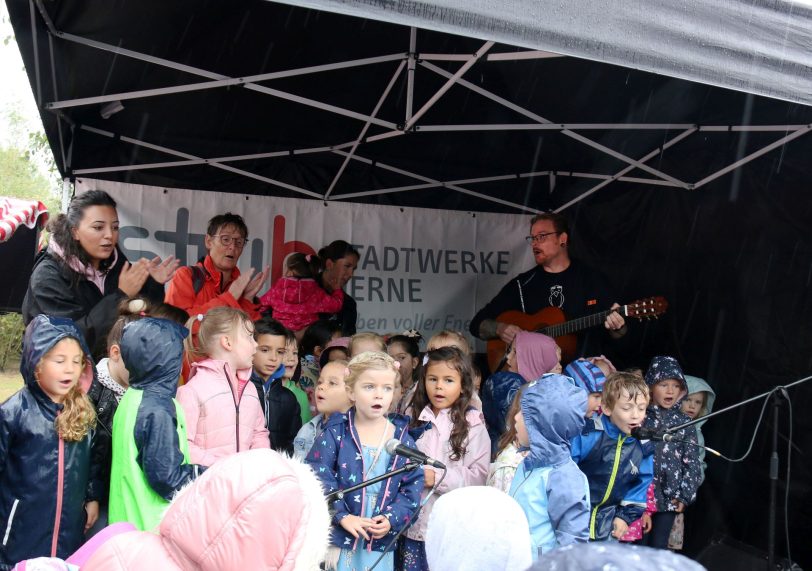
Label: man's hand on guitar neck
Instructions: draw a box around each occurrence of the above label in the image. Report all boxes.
[605,303,627,338]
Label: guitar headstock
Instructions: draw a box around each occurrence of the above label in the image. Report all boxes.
[625,297,668,320]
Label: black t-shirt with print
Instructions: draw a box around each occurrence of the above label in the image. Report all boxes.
[470,260,615,358]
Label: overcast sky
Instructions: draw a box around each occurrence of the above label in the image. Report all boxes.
[1,3,45,149]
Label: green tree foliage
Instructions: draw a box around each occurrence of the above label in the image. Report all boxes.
[0,145,59,214]
[0,312,23,370]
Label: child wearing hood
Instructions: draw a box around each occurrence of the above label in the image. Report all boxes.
[509,374,590,560]
[258,252,344,338]
[564,359,607,420]
[482,332,560,453]
[108,318,205,531]
[571,371,654,541]
[667,374,716,550]
[639,356,701,549]
[0,315,101,566]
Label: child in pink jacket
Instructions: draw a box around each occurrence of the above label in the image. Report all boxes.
[401,347,492,571]
[177,307,270,466]
[258,253,344,336]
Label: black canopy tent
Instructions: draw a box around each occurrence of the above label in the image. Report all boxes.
[6,0,812,566]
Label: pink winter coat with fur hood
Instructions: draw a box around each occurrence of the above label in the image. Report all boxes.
[177,358,270,466]
[83,449,332,570]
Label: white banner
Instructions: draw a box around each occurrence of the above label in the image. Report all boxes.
[76,178,535,346]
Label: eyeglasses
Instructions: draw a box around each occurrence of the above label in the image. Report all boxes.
[211,234,246,248]
[525,231,559,244]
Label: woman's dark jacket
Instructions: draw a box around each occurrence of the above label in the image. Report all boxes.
[22,246,164,359]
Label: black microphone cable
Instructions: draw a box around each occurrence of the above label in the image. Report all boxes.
[369,465,448,571]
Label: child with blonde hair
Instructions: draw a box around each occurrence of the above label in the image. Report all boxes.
[307,352,423,571]
[426,329,471,354]
[349,331,386,356]
[293,359,352,461]
[178,307,270,466]
[487,385,529,493]
[0,315,100,565]
[571,371,653,541]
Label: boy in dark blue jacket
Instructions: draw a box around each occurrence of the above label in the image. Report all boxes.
[571,371,653,541]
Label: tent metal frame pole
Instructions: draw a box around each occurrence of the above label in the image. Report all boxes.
[419,50,563,62]
[406,27,416,124]
[331,153,550,207]
[693,127,812,190]
[420,60,690,189]
[77,125,322,199]
[416,123,807,132]
[60,178,72,213]
[48,30,398,129]
[72,141,362,175]
[45,53,407,110]
[28,0,42,107]
[486,50,564,61]
[403,41,494,132]
[46,32,67,173]
[556,172,682,187]
[324,60,406,199]
[554,127,698,212]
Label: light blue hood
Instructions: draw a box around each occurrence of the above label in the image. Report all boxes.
[684,375,716,429]
[521,374,587,469]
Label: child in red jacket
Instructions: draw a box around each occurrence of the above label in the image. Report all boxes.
[259,253,344,338]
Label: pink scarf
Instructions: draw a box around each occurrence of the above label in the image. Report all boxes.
[49,239,118,294]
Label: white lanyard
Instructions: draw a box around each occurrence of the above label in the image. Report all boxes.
[364,421,390,480]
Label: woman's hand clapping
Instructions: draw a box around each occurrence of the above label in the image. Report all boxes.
[147,255,181,285]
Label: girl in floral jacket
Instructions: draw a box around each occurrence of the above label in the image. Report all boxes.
[307,352,423,571]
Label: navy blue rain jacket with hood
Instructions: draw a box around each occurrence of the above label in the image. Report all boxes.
[509,374,590,559]
[119,318,203,500]
[0,315,100,569]
[482,371,525,454]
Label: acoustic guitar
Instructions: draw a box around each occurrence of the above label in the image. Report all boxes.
[486,296,668,371]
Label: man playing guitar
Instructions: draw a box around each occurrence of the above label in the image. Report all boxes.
[470,212,627,363]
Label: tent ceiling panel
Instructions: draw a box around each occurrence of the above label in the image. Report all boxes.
[277,0,812,107]
[6,0,812,213]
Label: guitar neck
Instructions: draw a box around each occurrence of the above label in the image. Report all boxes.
[540,306,622,338]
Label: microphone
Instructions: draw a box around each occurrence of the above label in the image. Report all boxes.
[631,427,724,458]
[630,426,677,442]
[385,439,446,469]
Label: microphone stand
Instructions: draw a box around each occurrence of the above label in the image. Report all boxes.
[663,374,811,570]
[326,462,421,503]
